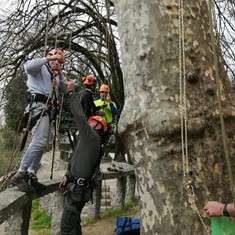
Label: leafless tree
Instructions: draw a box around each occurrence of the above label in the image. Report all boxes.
[0,0,124,108]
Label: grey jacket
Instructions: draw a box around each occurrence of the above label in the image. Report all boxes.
[24,57,67,96]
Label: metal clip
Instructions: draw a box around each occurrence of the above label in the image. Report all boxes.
[187,183,195,197]
[77,178,86,186]
[184,173,195,197]
[31,93,36,102]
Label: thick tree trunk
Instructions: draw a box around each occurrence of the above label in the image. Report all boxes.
[114,0,235,234]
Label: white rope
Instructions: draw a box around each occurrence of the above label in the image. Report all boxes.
[54,0,61,48]
[178,0,188,178]
[178,2,210,234]
[44,0,51,54]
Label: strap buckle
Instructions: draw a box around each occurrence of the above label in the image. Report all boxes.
[77,178,86,186]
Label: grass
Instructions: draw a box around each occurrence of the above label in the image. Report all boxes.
[30,199,51,234]
[29,196,139,233]
[82,197,139,226]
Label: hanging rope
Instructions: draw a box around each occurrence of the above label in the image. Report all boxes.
[44,0,52,55]
[54,0,61,48]
[178,0,189,189]
[208,0,235,208]
[43,0,63,179]
[178,1,210,234]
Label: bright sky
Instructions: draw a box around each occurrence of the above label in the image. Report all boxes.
[0,0,15,16]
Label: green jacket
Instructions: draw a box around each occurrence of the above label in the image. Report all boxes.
[94,99,118,124]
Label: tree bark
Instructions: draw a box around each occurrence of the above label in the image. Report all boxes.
[114,0,235,234]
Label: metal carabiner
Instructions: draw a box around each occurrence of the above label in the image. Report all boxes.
[187,183,195,197]
[31,93,36,102]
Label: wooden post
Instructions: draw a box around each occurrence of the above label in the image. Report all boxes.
[50,191,64,235]
[126,174,136,201]
[88,180,102,219]
[4,201,32,235]
[21,202,32,234]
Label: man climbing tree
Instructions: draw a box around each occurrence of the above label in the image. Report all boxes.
[113,0,235,234]
[10,49,67,193]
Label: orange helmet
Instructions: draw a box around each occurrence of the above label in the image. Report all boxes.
[88,116,107,133]
[82,75,97,85]
[99,84,110,93]
[47,48,64,64]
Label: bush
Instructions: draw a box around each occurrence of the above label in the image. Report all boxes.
[0,127,21,176]
[30,199,51,233]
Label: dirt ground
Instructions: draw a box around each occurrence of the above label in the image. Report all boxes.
[82,204,140,235]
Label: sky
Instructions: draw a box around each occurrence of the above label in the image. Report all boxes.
[0,0,15,15]
[0,0,13,126]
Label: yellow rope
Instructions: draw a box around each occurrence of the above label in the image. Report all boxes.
[190,200,211,234]
[208,0,235,208]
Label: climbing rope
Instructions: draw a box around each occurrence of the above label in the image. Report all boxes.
[44,0,52,55]
[178,1,210,234]
[54,0,61,48]
[208,0,235,208]
[178,0,189,191]
[50,74,61,179]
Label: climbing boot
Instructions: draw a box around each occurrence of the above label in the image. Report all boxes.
[28,172,46,192]
[10,171,35,193]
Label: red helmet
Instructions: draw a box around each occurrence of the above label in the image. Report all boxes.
[88,116,107,133]
[82,75,97,85]
[99,84,110,93]
[47,48,64,64]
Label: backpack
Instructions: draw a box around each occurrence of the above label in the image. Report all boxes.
[115,217,140,235]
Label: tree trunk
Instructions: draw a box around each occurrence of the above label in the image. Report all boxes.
[113,0,235,234]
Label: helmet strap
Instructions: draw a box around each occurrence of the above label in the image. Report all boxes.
[92,122,104,135]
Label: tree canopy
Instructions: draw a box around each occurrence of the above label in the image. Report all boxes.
[0,0,124,130]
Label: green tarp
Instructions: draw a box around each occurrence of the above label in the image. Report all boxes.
[211,217,235,235]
